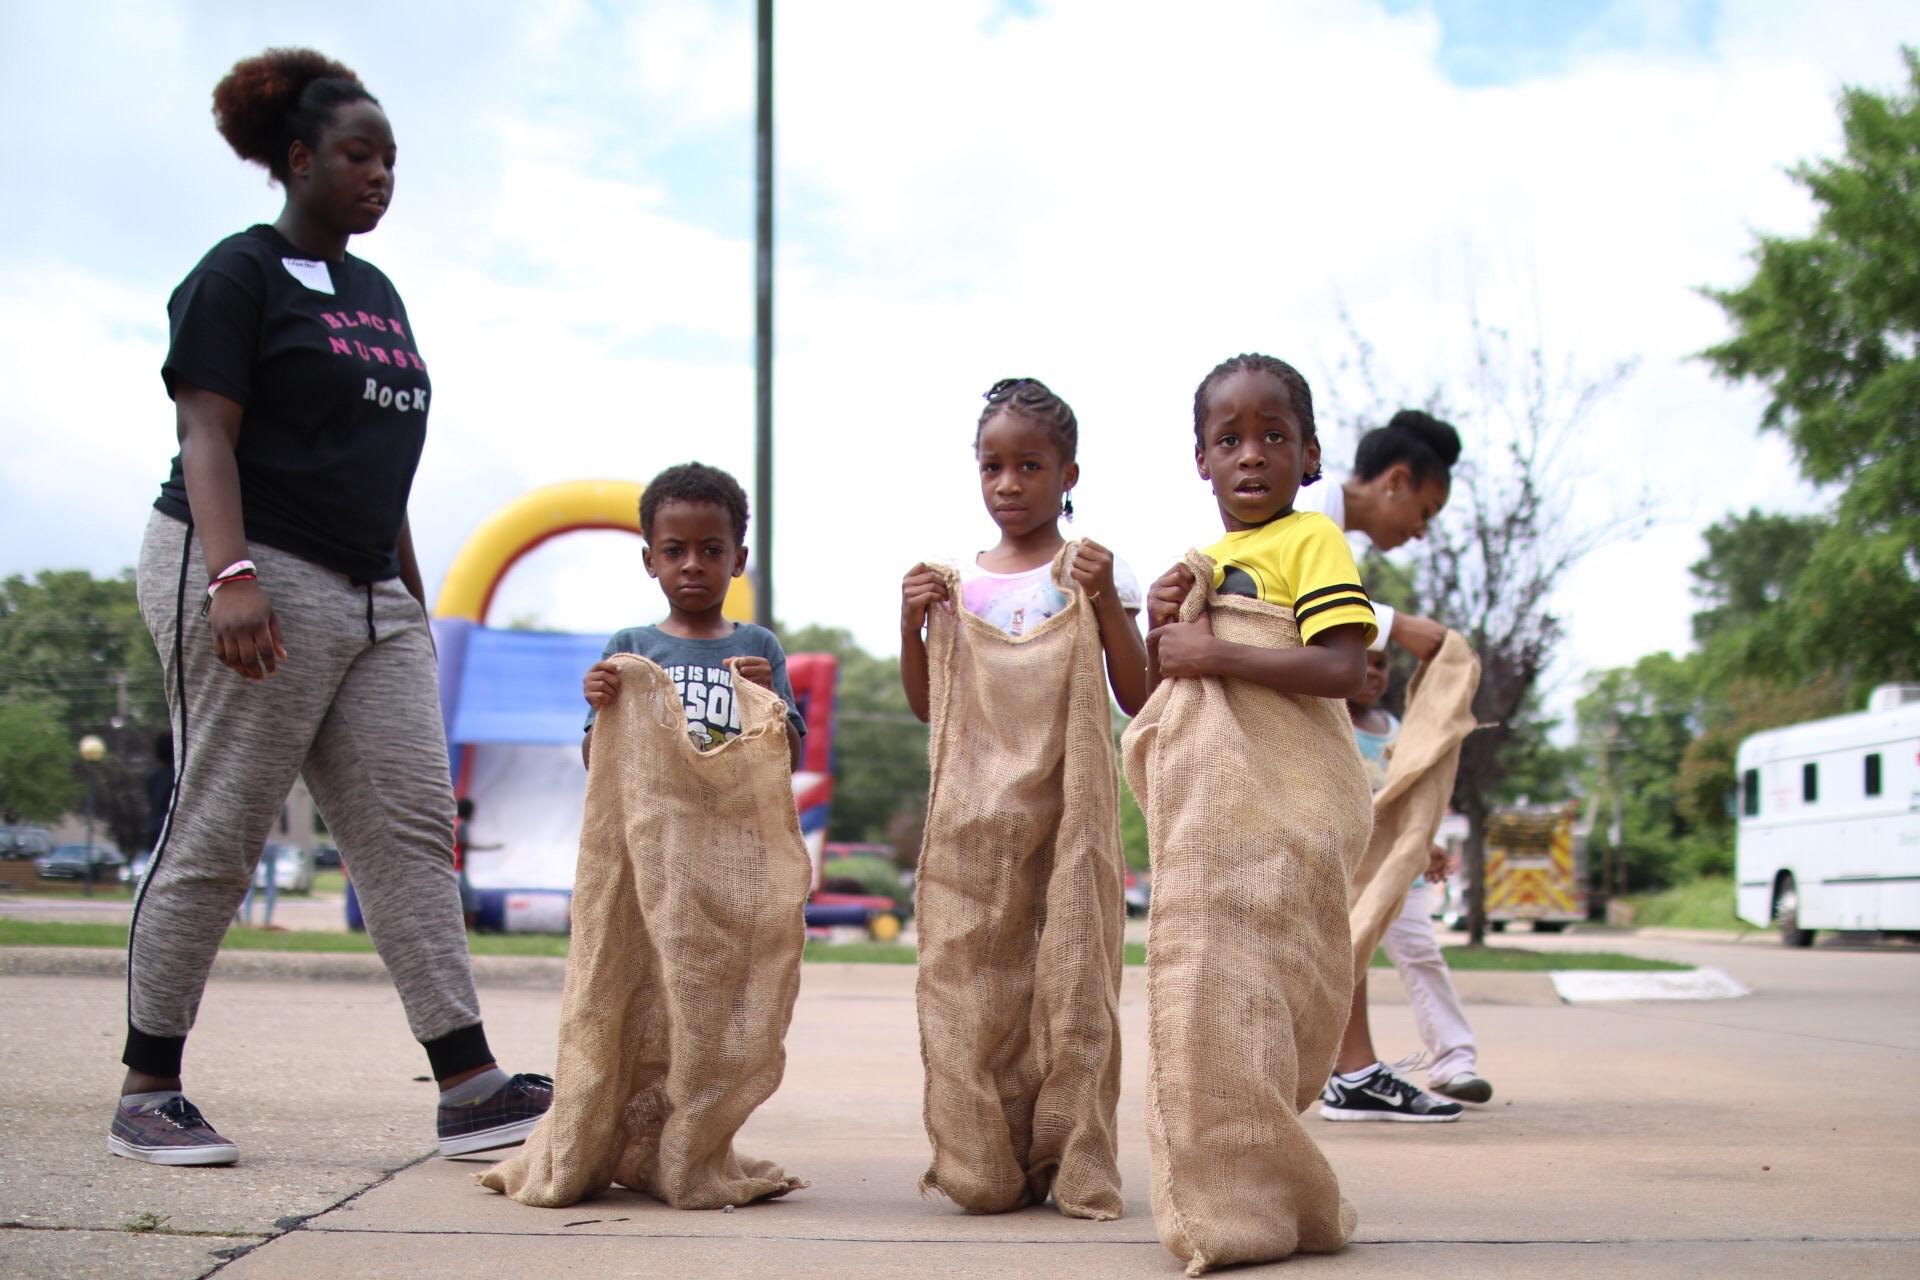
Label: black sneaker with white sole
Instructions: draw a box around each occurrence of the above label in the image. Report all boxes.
[1319,1066,1463,1122]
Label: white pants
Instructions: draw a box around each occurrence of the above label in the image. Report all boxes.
[1382,879,1478,1083]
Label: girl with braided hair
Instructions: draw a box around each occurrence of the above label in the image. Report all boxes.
[901,378,1146,1218]
[112,48,549,1168]
[901,377,1148,714]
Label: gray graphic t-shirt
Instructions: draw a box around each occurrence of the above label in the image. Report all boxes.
[586,622,805,751]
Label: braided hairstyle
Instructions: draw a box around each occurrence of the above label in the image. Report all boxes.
[974,377,1079,463]
[1353,409,1461,486]
[212,48,378,183]
[640,461,750,543]
[1191,353,1322,486]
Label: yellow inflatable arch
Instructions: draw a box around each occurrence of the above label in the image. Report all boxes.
[433,479,756,624]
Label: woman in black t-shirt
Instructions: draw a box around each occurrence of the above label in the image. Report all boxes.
[112,49,549,1169]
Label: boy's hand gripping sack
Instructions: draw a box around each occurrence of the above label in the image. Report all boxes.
[1346,631,1479,980]
[1119,551,1369,1274]
[479,655,810,1210]
[913,542,1127,1220]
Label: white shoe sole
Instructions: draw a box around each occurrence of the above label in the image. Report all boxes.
[1318,1104,1461,1123]
[437,1114,541,1157]
[108,1134,240,1165]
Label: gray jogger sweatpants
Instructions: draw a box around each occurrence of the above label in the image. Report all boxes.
[128,510,485,1077]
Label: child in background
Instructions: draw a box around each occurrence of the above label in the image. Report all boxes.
[582,463,805,768]
[1321,649,1487,1119]
[902,377,1148,715]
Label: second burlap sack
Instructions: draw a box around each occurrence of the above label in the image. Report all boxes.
[1346,631,1480,982]
[479,655,810,1210]
[1119,551,1370,1275]
[913,542,1127,1220]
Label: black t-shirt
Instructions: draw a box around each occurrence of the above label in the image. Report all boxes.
[154,225,432,582]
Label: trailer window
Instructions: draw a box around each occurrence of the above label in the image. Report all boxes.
[1802,762,1818,803]
[1741,768,1759,816]
[1864,753,1882,797]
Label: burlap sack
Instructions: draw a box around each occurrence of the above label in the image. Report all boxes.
[479,654,810,1210]
[912,542,1126,1220]
[1119,551,1369,1275]
[1346,632,1480,983]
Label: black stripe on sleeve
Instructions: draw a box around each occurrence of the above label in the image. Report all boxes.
[1295,594,1375,626]
[1295,582,1370,608]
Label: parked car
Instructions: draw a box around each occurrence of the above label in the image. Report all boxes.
[1124,870,1151,917]
[311,843,342,870]
[0,826,55,860]
[255,843,316,894]
[35,844,127,882]
[121,851,153,886]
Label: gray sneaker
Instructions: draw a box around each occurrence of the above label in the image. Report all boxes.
[1430,1072,1495,1104]
[108,1095,240,1166]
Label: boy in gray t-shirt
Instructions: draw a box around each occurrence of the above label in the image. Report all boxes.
[581,463,805,769]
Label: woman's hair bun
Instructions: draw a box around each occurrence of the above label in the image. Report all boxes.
[1384,409,1462,468]
[211,48,367,176]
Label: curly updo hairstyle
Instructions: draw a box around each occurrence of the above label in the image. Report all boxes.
[212,48,378,184]
[1353,409,1462,486]
[1191,353,1322,486]
[975,377,1080,463]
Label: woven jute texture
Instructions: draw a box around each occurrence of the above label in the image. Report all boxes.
[913,542,1127,1220]
[479,655,810,1210]
[1346,631,1479,982]
[1119,551,1368,1275]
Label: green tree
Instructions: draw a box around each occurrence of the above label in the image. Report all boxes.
[0,570,167,850]
[0,699,81,823]
[779,624,928,854]
[1576,652,1723,891]
[1701,49,1920,691]
[1687,509,1829,685]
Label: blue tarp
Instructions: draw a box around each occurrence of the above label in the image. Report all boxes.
[447,628,607,746]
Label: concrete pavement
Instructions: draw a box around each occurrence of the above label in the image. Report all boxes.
[2,933,1917,1277]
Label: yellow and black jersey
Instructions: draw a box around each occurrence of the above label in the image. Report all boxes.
[1202,511,1378,646]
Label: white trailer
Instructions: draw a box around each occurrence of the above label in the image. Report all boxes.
[1735,684,1920,945]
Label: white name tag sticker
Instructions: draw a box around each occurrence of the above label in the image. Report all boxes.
[281,257,335,294]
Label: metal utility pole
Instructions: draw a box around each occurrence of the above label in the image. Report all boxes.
[753,0,774,630]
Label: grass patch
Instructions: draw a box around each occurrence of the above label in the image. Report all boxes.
[1624,876,1748,931]
[1375,945,1686,972]
[311,869,348,896]
[0,921,1686,970]
[805,940,917,964]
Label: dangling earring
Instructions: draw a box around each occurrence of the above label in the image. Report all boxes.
[1062,493,1076,523]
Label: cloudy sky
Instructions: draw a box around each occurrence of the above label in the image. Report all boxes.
[3,0,1912,725]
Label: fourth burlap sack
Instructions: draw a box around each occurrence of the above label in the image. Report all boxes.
[480,655,810,1210]
[913,542,1127,1220]
[1120,551,1371,1275]
[1346,631,1479,981]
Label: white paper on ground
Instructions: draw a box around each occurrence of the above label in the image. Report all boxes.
[1551,966,1751,1003]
